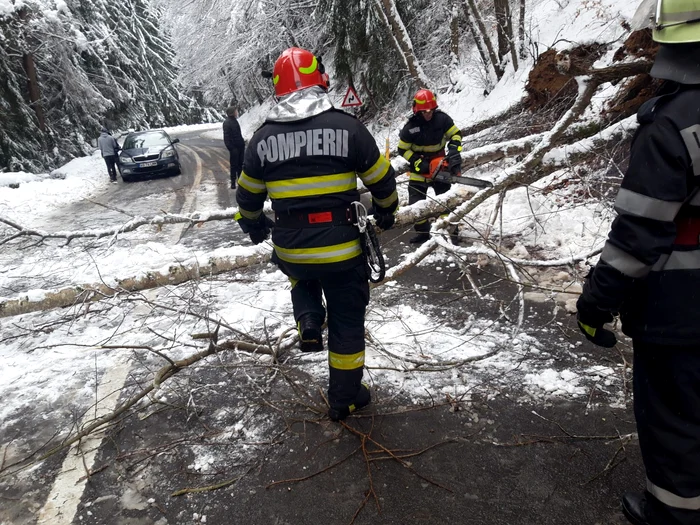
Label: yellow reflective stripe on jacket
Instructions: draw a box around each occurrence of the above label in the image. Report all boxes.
[274,239,362,264]
[359,156,391,186]
[238,207,262,221]
[409,173,429,182]
[373,190,398,208]
[329,350,365,370]
[239,171,266,194]
[410,141,447,153]
[445,125,461,140]
[267,172,356,199]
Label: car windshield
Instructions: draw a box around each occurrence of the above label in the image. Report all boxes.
[123,132,170,150]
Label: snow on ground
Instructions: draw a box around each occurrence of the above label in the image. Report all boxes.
[0,0,638,474]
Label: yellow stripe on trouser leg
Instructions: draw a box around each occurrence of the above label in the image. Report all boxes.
[329,350,365,370]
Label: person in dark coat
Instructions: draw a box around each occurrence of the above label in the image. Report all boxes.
[97,127,121,183]
[223,106,245,189]
[235,47,397,421]
[576,2,700,523]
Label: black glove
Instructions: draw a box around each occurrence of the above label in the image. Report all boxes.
[374,211,395,230]
[239,214,274,245]
[412,156,430,174]
[447,147,462,174]
[576,295,617,348]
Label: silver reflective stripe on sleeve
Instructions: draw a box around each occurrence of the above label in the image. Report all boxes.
[680,124,700,176]
[647,479,700,510]
[614,188,683,221]
[652,250,700,271]
[690,189,700,206]
[600,242,652,278]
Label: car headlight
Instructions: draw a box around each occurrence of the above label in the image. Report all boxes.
[161,147,176,159]
[120,155,133,164]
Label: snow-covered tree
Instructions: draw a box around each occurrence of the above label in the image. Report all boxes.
[0,0,215,172]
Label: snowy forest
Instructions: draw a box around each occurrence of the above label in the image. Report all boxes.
[0,0,677,523]
[0,0,218,172]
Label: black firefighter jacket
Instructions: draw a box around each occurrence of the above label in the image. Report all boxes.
[236,108,398,280]
[582,84,700,344]
[397,110,461,183]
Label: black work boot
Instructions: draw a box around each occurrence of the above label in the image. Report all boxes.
[328,384,371,422]
[409,232,430,244]
[297,314,323,352]
[622,492,650,525]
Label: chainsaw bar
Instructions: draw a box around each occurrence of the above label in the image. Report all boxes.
[434,171,493,189]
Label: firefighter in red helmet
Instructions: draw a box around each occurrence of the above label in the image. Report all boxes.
[398,89,462,244]
[235,47,397,421]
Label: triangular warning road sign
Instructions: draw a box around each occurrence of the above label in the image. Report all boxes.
[341,86,363,108]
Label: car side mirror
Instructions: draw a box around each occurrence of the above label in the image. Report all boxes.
[171,138,180,144]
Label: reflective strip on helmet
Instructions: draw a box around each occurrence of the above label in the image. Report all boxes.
[359,156,391,185]
[329,350,365,371]
[373,190,398,208]
[239,171,267,194]
[653,250,700,271]
[298,56,318,75]
[267,172,356,199]
[658,0,700,24]
[614,188,683,221]
[274,239,362,264]
[647,479,700,510]
[680,124,700,176]
[238,207,262,221]
[600,242,653,278]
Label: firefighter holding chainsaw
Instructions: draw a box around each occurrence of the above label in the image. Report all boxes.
[398,89,462,244]
[576,1,700,523]
[235,47,398,421]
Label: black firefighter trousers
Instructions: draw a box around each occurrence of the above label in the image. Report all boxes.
[634,341,700,525]
[408,179,451,232]
[290,265,369,410]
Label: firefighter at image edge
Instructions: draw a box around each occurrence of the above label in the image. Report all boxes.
[398,88,462,244]
[576,1,700,524]
[234,47,398,422]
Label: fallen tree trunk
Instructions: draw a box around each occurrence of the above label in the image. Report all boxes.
[0,250,269,318]
[0,109,640,319]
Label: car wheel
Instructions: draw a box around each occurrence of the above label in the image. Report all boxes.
[172,165,182,176]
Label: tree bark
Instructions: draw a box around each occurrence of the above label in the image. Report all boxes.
[450,3,460,59]
[18,9,45,132]
[518,0,527,60]
[371,0,432,88]
[494,0,518,71]
[463,0,503,80]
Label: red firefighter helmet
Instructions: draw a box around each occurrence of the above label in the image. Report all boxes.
[272,47,327,97]
[412,89,438,114]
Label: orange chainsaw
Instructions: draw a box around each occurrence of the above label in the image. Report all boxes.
[427,156,493,189]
